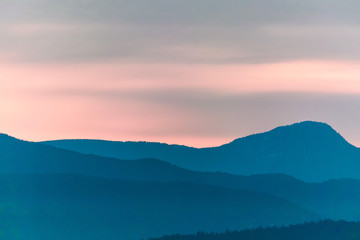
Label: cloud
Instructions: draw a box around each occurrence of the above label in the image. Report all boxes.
[1,1,360,147]
[36,87,360,146]
[96,89,360,147]
[2,59,360,146]
[1,0,360,63]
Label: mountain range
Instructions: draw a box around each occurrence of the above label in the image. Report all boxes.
[1,121,360,239]
[0,174,315,240]
[43,121,360,182]
[0,132,318,239]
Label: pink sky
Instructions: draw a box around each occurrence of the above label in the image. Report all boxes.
[2,0,360,147]
[1,60,360,147]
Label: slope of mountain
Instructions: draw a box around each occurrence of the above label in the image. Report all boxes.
[0,174,317,240]
[2,133,360,220]
[200,174,360,221]
[42,121,360,182]
[149,220,360,240]
[0,133,189,180]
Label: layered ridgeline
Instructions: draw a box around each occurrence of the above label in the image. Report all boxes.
[1,122,360,239]
[0,133,317,240]
[149,220,360,240]
[1,133,360,222]
[42,121,360,182]
[0,174,316,240]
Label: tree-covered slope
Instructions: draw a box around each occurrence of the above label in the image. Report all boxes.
[149,220,360,240]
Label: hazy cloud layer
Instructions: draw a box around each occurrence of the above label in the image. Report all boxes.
[1,0,360,63]
[62,88,360,144]
[2,73,360,146]
[1,1,360,147]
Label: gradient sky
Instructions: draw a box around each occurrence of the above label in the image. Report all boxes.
[1,0,360,147]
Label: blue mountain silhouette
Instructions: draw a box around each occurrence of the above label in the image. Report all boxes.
[43,121,360,182]
[1,121,360,239]
[1,131,360,221]
[0,173,319,240]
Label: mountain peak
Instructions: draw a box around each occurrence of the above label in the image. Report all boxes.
[283,121,333,130]
[39,120,360,181]
[269,121,338,136]
[271,121,345,141]
[226,120,351,151]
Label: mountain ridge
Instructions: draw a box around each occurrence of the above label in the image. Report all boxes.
[2,132,360,229]
[0,173,318,240]
[42,121,360,181]
[40,121,357,149]
[224,121,354,148]
[2,131,360,220]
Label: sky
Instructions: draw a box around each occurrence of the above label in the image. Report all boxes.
[1,0,360,147]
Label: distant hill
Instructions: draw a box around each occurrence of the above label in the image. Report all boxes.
[2,133,360,220]
[0,133,189,180]
[149,220,360,240]
[42,121,360,182]
[0,174,316,240]
[196,174,360,221]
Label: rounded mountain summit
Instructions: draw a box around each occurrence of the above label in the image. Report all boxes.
[43,121,360,182]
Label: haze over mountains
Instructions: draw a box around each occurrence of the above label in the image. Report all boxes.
[0,174,316,240]
[43,121,360,182]
[2,130,360,221]
[0,132,316,239]
[1,121,360,239]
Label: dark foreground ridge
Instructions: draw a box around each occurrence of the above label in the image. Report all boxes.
[149,220,360,240]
